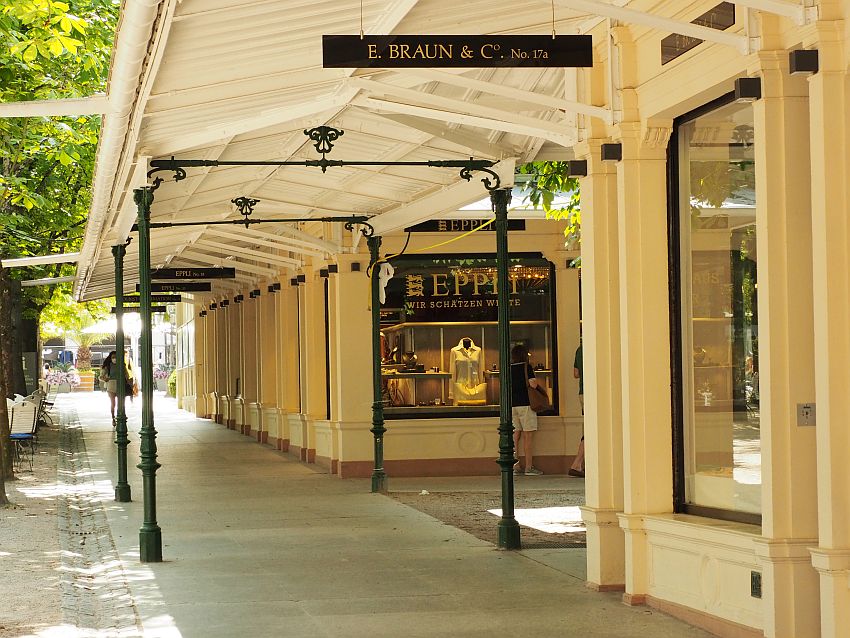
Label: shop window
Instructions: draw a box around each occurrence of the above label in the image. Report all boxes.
[380,254,558,419]
[672,97,761,523]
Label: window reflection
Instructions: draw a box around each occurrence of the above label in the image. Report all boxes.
[679,101,761,516]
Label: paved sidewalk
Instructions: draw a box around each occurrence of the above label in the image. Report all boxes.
[66,392,713,638]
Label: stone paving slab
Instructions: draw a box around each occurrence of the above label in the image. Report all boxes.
[62,393,715,638]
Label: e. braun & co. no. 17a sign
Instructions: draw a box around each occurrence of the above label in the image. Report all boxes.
[323,35,592,68]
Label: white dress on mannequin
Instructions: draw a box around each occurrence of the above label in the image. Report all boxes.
[449,338,486,405]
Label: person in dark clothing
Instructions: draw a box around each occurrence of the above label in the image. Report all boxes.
[510,343,543,476]
[569,344,585,477]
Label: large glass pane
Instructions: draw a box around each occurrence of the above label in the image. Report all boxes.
[679,101,760,515]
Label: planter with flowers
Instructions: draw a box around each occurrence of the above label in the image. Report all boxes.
[154,366,173,392]
[46,366,81,393]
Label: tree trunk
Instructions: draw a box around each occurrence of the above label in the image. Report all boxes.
[0,267,16,480]
[10,279,27,396]
[0,397,10,503]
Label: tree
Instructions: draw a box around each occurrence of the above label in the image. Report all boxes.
[519,162,581,261]
[0,0,119,483]
[40,288,111,370]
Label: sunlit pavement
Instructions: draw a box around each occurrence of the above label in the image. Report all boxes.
[60,391,715,638]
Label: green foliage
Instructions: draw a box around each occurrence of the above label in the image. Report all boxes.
[518,162,581,262]
[40,287,111,369]
[0,0,118,317]
[167,369,177,398]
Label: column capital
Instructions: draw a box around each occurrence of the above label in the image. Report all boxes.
[809,547,850,574]
[613,121,671,160]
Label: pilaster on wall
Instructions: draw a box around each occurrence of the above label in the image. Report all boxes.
[214,302,226,397]
[575,139,625,590]
[300,267,326,461]
[751,49,820,638]
[805,21,850,638]
[614,122,673,600]
[330,254,373,473]
[242,293,258,406]
[272,280,300,451]
[193,305,207,418]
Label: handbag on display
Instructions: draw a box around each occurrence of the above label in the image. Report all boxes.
[527,382,551,413]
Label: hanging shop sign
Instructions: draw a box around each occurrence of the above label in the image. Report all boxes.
[383,255,553,322]
[661,2,734,65]
[322,35,593,69]
[122,295,182,304]
[151,267,235,279]
[142,282,212,293]
[405,219,526,233]
[111,306,167,314]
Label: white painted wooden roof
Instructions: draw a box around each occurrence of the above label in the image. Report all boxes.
[76,0,769,300]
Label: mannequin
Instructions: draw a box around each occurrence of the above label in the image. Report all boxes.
[449,337,486,405]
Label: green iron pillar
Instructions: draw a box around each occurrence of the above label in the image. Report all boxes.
[112,241,132,503]
[367,234,388,493]
[135,187,163,562]
[492,187,521,550]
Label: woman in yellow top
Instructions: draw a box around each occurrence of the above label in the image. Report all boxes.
[99,350,134,426]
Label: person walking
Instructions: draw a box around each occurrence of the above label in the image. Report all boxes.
[99,350,134,426]
[569,343,585,477]
[511,343,543,476]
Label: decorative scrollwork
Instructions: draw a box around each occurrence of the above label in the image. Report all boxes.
[147,157,187,192]
[477,167,501,191]
[459,166,501,191]
[303,126,344,160]
[231,196,260,228]
[343,219,375,238]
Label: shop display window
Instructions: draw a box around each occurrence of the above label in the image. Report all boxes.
[380,254,558,419]
[674,98,761,522]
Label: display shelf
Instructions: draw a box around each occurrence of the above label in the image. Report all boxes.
[382,372,452,379]
[483,369,553,375]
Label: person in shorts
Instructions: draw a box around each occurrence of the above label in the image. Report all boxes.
[510,343,543,476]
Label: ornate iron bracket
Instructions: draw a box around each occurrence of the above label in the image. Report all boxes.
[304,126,343,172]
[346,218,375,238]
[231,196,260,228]
[147,128,501,191]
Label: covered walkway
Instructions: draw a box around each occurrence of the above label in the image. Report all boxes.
[60,392,712,638]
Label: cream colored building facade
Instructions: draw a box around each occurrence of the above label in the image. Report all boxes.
[66,1,850,637]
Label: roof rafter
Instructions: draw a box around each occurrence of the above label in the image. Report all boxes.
[180,249,279,277]
[194,238,300,268]
[554,0,749,53]
[392,68,614,123]
[369,159,516,235]
[349,77,575,144]
[354,96,575,147]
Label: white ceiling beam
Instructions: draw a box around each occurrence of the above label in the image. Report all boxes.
[0,95,110,118]
[369,159,516,235]
[203,227,326,258]
[233,225,341,255]
[354,96,575,147]
[367,113,517,159]
[145,93,354,156]
[349,77,575,144]
[1,252,80,268]
[194,239,299,267]
[180,249,279,278]
[725,0,808,23]
[21,275,77,287]
[393,69,614,123]
[554,0,749,52]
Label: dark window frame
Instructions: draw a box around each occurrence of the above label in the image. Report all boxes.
[667,91,763,527]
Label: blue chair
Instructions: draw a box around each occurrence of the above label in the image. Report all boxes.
[9,397,40,472]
